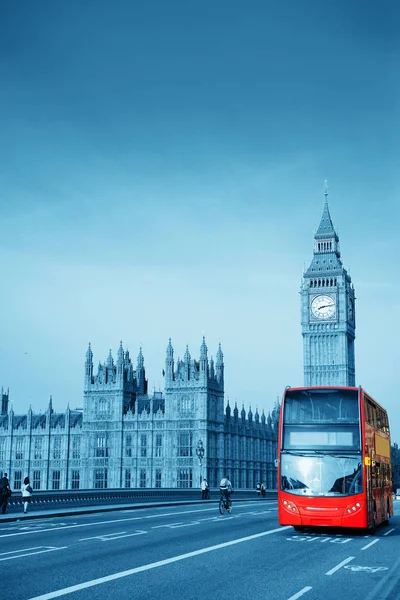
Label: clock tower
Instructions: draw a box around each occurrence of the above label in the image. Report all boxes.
[301,184,356,386]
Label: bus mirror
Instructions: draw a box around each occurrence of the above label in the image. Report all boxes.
[274,459,278,468]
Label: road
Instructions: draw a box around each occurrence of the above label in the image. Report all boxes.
[1,499,399,600]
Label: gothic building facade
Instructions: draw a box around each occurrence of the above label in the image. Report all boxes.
[301,185,356,386]
[0,340,278,491]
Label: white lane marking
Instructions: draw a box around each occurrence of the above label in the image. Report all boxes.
[79,532,127,540]
[0,546,43,556]
[0,504,276,538]
[287,587,313,600]
[0,546,67,561]
[326,556,355,575]
[27,526,291,600]
[382,528,395,536]
[344,565,388,573]
[151,522,183,529]
[102,531,147,541]
[361,539,379,551]
[80,531,147,541]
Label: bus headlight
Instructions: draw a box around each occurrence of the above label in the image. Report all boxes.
[343,501,362,515]
[282,498,299,513]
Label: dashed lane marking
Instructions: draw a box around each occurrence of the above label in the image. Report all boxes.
[361,539,380,550]
[79,531,147,541]
[344,565,388,573]
[326,556,355,575]
[0,546,67,561]
[287,587,313,600]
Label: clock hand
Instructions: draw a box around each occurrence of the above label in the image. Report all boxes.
[318,304,334,310]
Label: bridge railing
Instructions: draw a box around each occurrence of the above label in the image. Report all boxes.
[6,488,277,512]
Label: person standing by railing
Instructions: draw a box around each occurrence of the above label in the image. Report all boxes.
[21,476,33,514]
[0,472,11,514]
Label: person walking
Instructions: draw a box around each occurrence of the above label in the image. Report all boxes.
[261,483,266,498]
[256,482,262,498]
[21,476,33,514]
[0,472,11,515]
[201,478,210,500]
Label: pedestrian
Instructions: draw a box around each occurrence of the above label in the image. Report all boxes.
[261,483,266,498]
[256,482,261,498]
[21,476,33,514]
[201,478,209,500]
[0,472,11,515]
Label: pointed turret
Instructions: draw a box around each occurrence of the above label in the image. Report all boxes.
[255,407,260,424]
[225,399,231,419]
[261,410,266,426]
[200,336,207,357]
[183,345,191,379]
[136,347,147,394]
[137,346,144,369]
[117,341,124,363]
[116,341,124,377]
[305,182,342,277]
[165,338,174,383]
[241,405,246,422]
[106,349,114,368]
[233,402,239,420]
[85,343,94,384]
[210,356,215,379]
[199,336,208,376]
[216,343,224,385]
[315,182,338,240]
[248,405,253,423]
[86,342,93,363]
[184,345,191,363]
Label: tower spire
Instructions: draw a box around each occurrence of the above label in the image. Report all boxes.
[324,179,329,201]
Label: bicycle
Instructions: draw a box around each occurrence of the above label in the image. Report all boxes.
[219,493,232,515]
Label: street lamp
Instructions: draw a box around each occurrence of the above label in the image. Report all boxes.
[196,439,205,485]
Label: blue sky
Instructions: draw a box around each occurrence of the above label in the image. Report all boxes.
[1,1,399,441]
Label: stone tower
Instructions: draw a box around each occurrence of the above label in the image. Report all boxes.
[301,183,356,386]
[164,337,225,487]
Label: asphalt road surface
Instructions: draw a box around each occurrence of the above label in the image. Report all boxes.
[1,499,399,600]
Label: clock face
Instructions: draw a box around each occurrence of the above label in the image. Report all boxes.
[311,294,336,320]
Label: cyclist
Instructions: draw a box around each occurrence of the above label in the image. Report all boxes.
[219,475,233,512]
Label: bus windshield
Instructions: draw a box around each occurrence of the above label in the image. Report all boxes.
[281,452,363,497]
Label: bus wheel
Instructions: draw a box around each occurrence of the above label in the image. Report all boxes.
[293,526,304,532]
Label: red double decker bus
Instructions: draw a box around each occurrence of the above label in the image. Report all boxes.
[277,386,393,531]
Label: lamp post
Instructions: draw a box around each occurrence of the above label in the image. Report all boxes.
[196,439,205,486]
